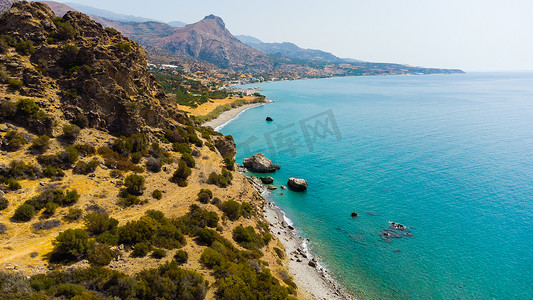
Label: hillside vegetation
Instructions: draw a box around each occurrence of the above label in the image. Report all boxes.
[0,2,297,299]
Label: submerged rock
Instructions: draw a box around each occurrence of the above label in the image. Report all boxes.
[287,178,308,191]
[243,153,280,173]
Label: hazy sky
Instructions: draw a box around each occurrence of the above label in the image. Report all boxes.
[53,0,533,71]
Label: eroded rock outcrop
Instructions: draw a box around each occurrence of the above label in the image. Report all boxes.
[243,153,280,173]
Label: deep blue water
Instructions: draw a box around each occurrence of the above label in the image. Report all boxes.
[220,73,533,299]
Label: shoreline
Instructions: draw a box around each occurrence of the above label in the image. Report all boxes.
[262,193,355,300]
[202,100,271,130]
[245,176,355,300]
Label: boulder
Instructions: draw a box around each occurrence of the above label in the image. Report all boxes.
[351,212,358,217]
[266,117,273,121]
[308,261,316,268]
[259,176,274,184]
[287,178,307,191]
[267,185,277,190]
[243,153,280,173]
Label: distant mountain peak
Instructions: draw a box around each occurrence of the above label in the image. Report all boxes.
[201,14,225,28]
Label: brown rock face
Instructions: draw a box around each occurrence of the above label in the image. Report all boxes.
[0,1,185,135]
[212,135,236,159]
[243,153,280,173]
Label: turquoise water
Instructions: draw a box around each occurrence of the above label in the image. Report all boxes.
[220,73,533,299]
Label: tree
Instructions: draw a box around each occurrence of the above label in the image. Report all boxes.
[171,160,191,187]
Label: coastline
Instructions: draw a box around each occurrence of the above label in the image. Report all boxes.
[202,100,270,130]
[209,97,355,299]
[262,193,355,300]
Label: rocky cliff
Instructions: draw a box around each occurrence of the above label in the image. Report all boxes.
[0,1,185,135]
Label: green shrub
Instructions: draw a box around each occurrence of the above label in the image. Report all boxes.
[84,213,118,236]
[42,165,65,178]
[171,160,191,187]
[65,190,80,206]
[151,248,166,259]
[0,198,8,211]
[152,189,162,200]
[12,204,36,222]
[181,153,195,168]
[3,130,26,151]
[172,142,191,154]
[73,160,99,174]
[55,283,86,298]
[220,200,241,221]
[15,98,39,116]
[6,177,21,190]
[174,250,188,264]
[64,208,83,222]
[130,152,142,164]
[241,202,253,218]
[43,202,59,217]
[15,40,35,55]
[123,174,145,195]
[8,160,38,179]
[132,242,151,257]
[74,144,96,156]
[274,247,285,259]
[62,124,81,142]
[30,135,50,152]
[95,231,119,245]
[200,247,225,268]
[53,18,77,40]
[0,99,16,120]
[118,194,142,207]
[165,129,184,143]
[0,272,33,298]
[8,78,23,89]
[208,168,233,188]
[112,133,148,157]
[116,43,132,53]
[50,229,91,262]
[72,113,89,129]
[224,157,235,171]
[197,188,213,204]
[87,244,114,266]
[232,225,265,250]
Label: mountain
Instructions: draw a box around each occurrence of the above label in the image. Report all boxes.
[167,20,186,27]
[0,0,16,13]
[65,2,156,23]
[38,0,75,16]
[96,14,278,73]
[235,34,263,44]
[237,35,346,63]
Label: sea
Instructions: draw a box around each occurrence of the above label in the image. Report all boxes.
[219,72,533,299]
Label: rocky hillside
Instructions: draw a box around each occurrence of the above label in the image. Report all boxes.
[0,2,299,299]
[0,1,187,135]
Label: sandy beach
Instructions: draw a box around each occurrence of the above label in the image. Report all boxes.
[263,197,355,300]
[202,101,268,130]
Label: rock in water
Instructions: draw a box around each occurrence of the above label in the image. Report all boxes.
[351,212,358,217]
[287,178,307,191]
[259,176,274,184]
[266,117,273,121]
[243,153,280,173]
